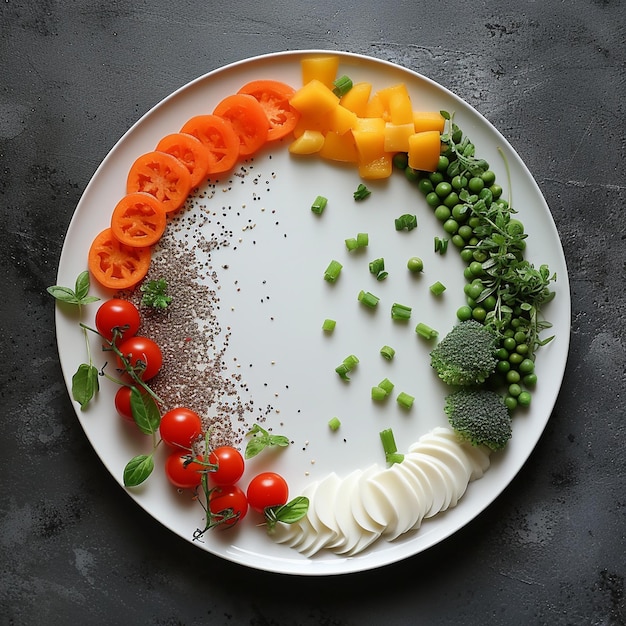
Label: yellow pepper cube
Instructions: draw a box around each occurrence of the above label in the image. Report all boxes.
[407,130,442,172]
[340,82,372,117]
[289,129,325,155]
[363,93,385,118]
[376,83,413,124]
[358,154,393,179]
[330,104,359,135]
[413,111,445,133]
[383,122,415,152]
[352,117,386,164]
[290,79,339,118]
[301,56,340,89]
[319,131,359,163]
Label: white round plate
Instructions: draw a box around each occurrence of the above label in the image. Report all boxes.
[54,50,570,575]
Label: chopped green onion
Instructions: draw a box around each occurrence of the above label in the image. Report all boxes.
[407,256,424,273]
[332,75,353,97]
[356,232,369,247]
[345,237,358,251]
[369,258,384,275]
[336,354,359,380]
[434,236,449,254]
[310,195,328,214]
[379,428,404,465]
[415,322,439,340]
[395,214,418,231]
[430,281,446,296]
[328,416,341,431]
[358,290,380,308]
[371,386,387,401]
[378,378,394,394]
[353,183,371,201]
[376,271,389,281]
[391,302,412,321]
[380,345,395,360]
[322,318,336,332]
[396,391,415,410]
[324,260,343,282]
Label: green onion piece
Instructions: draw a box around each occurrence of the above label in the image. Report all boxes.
[311,195,328,214]
[380,345,395,360]
[345,237,358,251]
[328,416,341,431]
[415,322,439,340]
[358,290,380,308]
[379,428,404,465]
[371,386,387,401]
[342,354,359,369]
[332,75,353,97]
[356,232,369,247]
[376,271,389,281]
[324,260,343,282]
[369,258,385,275]
[434,236,449,254]
[430,281,446,296]
[395,214,418,231]
[391,302,412,321]
[335,363,350,380]
[322,318,336,332]
[353,183,371,201]
[396,391,415,410]
[378,378,394,394]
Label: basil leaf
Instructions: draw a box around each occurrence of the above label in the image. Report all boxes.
[123,454,154,487]
[71,363,99,409]
[268,434,290,448]
[47,285,80,304]
[268,496,309,528]
[130,387,160,435]
[74,271,91,301]
[244,437,269,460]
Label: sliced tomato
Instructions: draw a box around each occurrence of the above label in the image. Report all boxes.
[213,93,269,157]
[180,114,240,176]
[126,151,192,213]
[155,132,211,188]
[237,79,300,141]
[110,192,167,248]
[88,227,151,290]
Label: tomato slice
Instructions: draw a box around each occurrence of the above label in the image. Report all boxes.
[110,192,167,248]
[155,132,211,188]
[88,227,151,290]
[180,114,240,176]
[237,79,300,141]
[126,151,192,213]
[213,93,269,157]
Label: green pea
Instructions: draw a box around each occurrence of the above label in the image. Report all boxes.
[472,307,487,322]
[393,153,408,169]
[496,360,511,374]
[495,347,509,360]
[456,305,473,321]
[407,256,424,273]
[490,183,502,199]
[443,192,460,208]
[418,178,433,194]
[452,234,465,248]
[514,331,527,344]
[469,261,484,276]
[468,177,485,193]
[425,192,440,207]
[451,203,469,221]
[519,359,535,374]
[508,383,522,397]
[443,219,459,234]
[458,225,473,241]
[506,370,521,384]
[434,205,451,221]
[435,181,452,198]
[502,336,517,352]
[515,343,529,356]
[509,352,524,366]
[451,175,468,190]
[405,167,419,183]
[517,391,532,407]
[483,295,497,311]
[429,171,444,185]
[523,373,538,387]
[481,170,496,186]
[504,395,518,411]
[460,248,474,263]
[437,155,450,172]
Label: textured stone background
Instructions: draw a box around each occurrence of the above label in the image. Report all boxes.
[1,1,624,624]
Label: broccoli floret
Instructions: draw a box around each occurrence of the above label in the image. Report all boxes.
[444,389,512,451]
[430,320,498,386]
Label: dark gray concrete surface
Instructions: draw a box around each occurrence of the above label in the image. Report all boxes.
[1,1,625,624]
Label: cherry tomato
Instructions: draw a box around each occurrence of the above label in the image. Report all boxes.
[126,151,192,214]
[209,485,248,526]
[160,407,203,449]
[95,298,141,342]
[88,228,151,290]
[246,472,289,514]
[208,446,245,486]
[164,451,205,489]
[116,335,163,381]
[114,385,137,422]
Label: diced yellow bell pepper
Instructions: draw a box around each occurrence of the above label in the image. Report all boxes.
[407,130,442,172]
[376,83,413,124]
[363,93,385,118]
[358,154,393,179]
[330,105,358,135]
[383,122,415,152]
[339,82,372,117]
[289,130,325,155]
[352,117,386,164]
[319,131,359,163]
[301,56,339,89]
[413,111,445,133]
[290,79,339,118]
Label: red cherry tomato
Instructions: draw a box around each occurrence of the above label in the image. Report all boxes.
[160,407,203,449]
[95,298,141,342]
[209,485,248,526]
[164,451,205,489]
[114,386,137,422]
[246,472,289,514]
[116,336,163,381]
[208,446,245,486]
